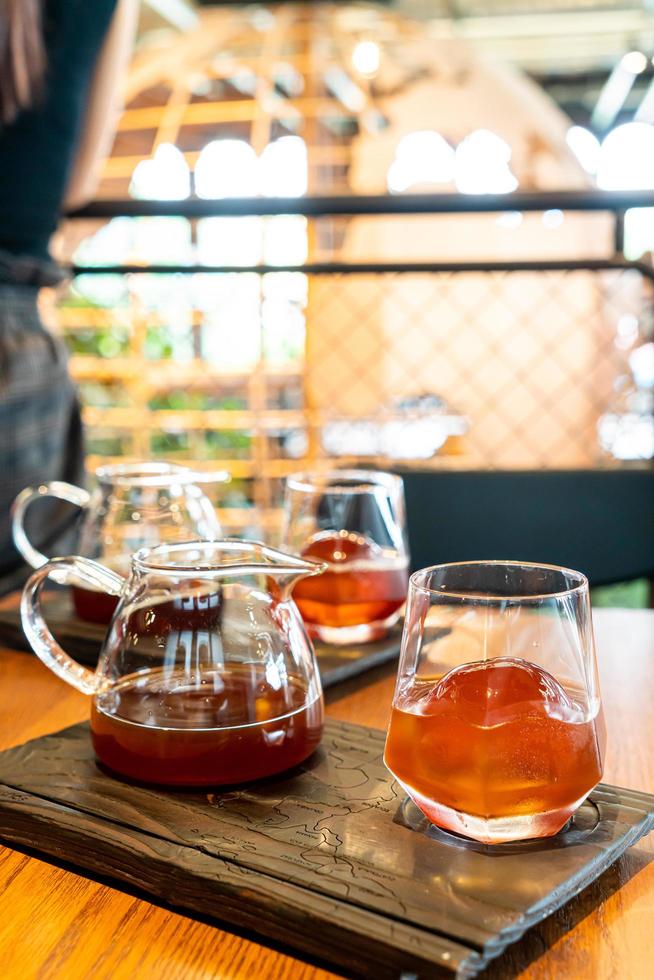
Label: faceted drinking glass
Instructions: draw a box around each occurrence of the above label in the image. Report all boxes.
[384,561,606,844]
[281,469,410,644]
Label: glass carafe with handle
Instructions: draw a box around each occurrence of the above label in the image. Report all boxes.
[21,540,326,786]
[12,462,228,623]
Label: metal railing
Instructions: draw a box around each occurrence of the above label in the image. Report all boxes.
[57,190,654,535]
[67,188,654,256]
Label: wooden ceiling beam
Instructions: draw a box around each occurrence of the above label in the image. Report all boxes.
[117,96,357,131]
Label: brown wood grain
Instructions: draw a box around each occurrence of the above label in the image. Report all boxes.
[0,607,653,979]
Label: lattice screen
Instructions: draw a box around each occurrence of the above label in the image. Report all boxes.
[42,264,653,537]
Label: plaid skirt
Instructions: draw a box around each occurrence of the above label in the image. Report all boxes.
[0,254,84,591]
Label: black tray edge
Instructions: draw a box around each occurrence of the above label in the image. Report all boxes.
[0,782,474,979]
[464,806,654,977]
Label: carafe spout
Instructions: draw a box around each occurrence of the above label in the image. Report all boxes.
[264,549,327,599]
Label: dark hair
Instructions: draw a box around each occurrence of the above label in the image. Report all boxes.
[0,0,46,125]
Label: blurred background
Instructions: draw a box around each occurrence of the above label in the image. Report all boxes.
[48,1,654,601]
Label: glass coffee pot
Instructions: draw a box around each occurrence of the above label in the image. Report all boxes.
[12,462,228,623]
[281,469,409,644]
[21,540,326,786]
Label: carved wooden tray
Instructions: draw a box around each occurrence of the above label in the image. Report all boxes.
[0,592,402,688]
[0,720,652,978]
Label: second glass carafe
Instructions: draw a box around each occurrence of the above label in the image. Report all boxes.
[281,469,410,644]
[12,461,228,622]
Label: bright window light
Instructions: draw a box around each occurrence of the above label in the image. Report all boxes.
[262,298,306,366]
[195,140,259,198]
[263,216,308,265]
[387,131,455,192]
[78,131,311,374]
[133,218,192,265]
[635,76,654,124]
[259,137,308,197]
[75,217,133,265]
[144,0,198,31]
[230,68,257,96]
[615,314,640,350]
[263,270,307,304]
[542,209,564,229]
[623,207,654,260]
[597,123,654,190]
[566,126,601,175]
[495,211,523,229]
[195,137,307,198]
[130,143,190,200]
[201,284,261,370]
[75,215,191,268]
[630,343,654,389]
[454,129,518,195]
[620,51,648,75]
[196,217,262,266]
[352,41,380,76]
[324,67,366,113]
[273,62,304,97]
[593,56,648,131]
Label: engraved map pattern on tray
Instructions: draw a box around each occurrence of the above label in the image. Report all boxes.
[0,720,653,977]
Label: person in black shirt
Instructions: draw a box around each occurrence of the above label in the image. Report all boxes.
[0,0,137,588]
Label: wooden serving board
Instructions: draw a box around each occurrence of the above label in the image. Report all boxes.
[0,592,402,689]
[0,721,652,978]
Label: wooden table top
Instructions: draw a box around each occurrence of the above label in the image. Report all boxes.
[0,607,653,980]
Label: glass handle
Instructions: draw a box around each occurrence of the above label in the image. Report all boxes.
[186,486,223,540]
[21,557,124,696]
[12,481,91,572]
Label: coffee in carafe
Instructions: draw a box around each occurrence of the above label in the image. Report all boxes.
[21,541,326,786]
